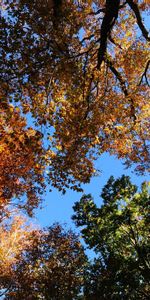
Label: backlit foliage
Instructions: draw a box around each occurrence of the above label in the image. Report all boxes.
[0,215,36,292]
[0,1,150,191]
[0,101,46,217]
[0,2,149,298]
[1,224,86,300]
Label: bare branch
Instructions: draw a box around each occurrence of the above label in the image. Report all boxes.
[89,8,105,15]
[80,34,95,44]
[138,59,150,86]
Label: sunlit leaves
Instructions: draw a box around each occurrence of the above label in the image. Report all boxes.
[1,224,86,300]
[0,215,35,284]
[1,0,150,190]
[0,101,46,217]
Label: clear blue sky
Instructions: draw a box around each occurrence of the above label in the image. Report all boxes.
[35,153,149,230]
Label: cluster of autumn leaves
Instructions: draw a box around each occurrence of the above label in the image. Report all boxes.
[0,0,150,299]
[0,102,47,221]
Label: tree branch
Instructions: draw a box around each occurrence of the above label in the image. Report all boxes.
[127,0,150,41]
[97,0,120,69]
[80,34,95,44]
[89,8,105,15]
[105,58,128,96]
[138,59,150,86]
[105,57,136,121]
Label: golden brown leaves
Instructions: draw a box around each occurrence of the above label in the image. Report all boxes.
[0,215,35,277]
[0,102,46,217]
[1,224,86,299]
[1,0,150,192]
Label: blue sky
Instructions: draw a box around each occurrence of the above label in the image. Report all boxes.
[35,153,149,230]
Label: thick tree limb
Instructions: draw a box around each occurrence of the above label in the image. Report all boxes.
[97,0,149,70]
[97,0,120,69]
[127,0,150,41]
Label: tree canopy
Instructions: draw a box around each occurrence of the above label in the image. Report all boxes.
[0,223,86,299]
[0,0,149,201]
[72,175,150,299]
[0,2,150,298]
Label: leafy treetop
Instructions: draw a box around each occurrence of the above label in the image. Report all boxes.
[72,175,150,299]
[0,223,86,300]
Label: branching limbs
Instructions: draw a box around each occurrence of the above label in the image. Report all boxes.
[97,0,149,69]
[127,0,150,41]
[138,59,150,86]
[105,57,136,121]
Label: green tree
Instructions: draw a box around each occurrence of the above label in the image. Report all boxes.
[73,176,150,299]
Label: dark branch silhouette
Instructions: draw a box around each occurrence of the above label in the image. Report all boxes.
[106,57,136,121]
[97,0,120,69]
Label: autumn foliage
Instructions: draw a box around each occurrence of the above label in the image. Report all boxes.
[0,223,86,300]
[0,0,149,194]
[0,215,34,280]
[0,102,46,218]
[0,1,150,299]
